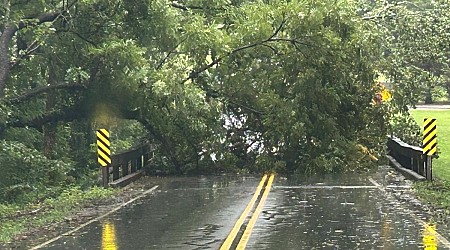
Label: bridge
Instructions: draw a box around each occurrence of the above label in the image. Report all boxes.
[26,137,450,249]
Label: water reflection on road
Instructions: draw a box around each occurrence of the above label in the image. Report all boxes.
[44,176,262,249]
[40,167,450,249]
[246,168,449,249]
[247,187,422,249]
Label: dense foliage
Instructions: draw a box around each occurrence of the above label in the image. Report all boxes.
[361,0,450,104]
[0,0,439,202]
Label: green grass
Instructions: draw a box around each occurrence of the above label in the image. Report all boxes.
[410,109,450,212]
[409,109,450,180]
[414,179,450,214]
[0,186,116,243]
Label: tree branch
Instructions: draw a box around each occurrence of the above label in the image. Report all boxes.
[267,38,315,48]
[170,1,222,11]
[362,13,397,21]
[182,19,292,84]
[227,99,265,115]
[0,0,78,98]
[16,12,63,30]
[171,2,200,11]
[70,30,98,47]
[261,43,281,55]
[156,37,187,70]
[5,83,86,104]
[3,102,86,132]
[139,118,186,174]
[10,40,40,69]
[187,57,222,81]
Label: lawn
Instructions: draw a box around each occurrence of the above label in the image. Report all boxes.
[409,109,450,180]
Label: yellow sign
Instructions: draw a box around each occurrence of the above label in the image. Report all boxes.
[380,87,392,101]
[372,73,392,105]
[97,129,111,167]
[423,118,437,156]
[372,85,392,105]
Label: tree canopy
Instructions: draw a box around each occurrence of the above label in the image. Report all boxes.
[360,0,450,105]
[0,0,438,201]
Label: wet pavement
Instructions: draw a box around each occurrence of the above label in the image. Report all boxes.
[36,167,450,249]
[39,176,262,249]
[411,104,450,110]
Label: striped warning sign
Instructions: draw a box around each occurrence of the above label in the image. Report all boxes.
[97,129,111,167]
[423,118,437,156]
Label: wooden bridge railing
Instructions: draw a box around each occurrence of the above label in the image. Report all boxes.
[387,136,432,180]
[103,144,154,187]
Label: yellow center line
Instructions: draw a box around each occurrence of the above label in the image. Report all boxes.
[236,174,275,250]
[220,174,268,250]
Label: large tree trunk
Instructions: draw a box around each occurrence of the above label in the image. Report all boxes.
[0,26,16,98]
[424,87,433,104]
[0,11,62,98]
[0,0,11,97]
[43,63,57,158]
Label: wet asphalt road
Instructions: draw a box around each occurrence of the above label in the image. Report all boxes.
[37,166,450,249]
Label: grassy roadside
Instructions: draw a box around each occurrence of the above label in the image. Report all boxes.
[0,186,116,243]
[409,109,450,212]
[409,109,450,180]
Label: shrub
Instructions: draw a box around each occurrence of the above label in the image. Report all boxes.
[389,111,422,146]
[0,140,74,203]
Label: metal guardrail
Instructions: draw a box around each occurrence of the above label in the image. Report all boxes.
[102,144,153,187]
[387,137,432,180]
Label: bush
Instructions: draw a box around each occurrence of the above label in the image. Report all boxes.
[431,85,449,103]
[0,140,74,203]
[389,111,422,146]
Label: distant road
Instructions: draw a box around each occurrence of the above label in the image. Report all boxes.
[411,104,450,110]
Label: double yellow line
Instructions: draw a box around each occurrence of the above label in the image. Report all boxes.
[220,174,275,250]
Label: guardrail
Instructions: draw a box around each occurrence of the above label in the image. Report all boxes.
[387,137,432,180]
[103,144,153,187]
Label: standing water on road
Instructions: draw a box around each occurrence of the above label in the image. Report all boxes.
[37,167,449,249]
[41,176,263,249]
[246,166,449,249]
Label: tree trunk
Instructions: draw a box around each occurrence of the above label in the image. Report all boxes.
[0,0,11,97]
[446,82,450,101]
[0,10,62,98]
[43,64,57,158]
[424,88,433,104]
[0,26,16,98]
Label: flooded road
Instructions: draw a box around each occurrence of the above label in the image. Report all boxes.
[36,167,450,249]
[39,176,262,249]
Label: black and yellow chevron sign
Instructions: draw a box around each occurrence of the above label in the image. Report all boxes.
[423,118,437,156]
[96,129,111,167]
